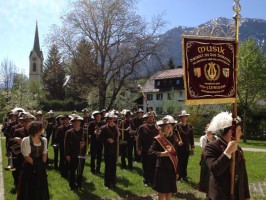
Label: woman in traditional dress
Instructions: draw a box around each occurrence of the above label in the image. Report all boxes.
[148,116,179,200]
[17,121,49,200]
[198,123,218,194]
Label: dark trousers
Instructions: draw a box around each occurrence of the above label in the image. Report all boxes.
[59,147,69,178]
[12,156,24,187]
[121,140,133,169]
[90,142,103,173]
[104,154,117,187]
[133,140,141,162]
[53,147,59,169]
[178,149,190,178]
[141,153,156,184]
[69,157,85,188]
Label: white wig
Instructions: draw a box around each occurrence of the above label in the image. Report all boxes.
[207,112,241,135]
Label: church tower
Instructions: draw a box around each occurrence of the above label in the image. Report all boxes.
[29,21,43,82]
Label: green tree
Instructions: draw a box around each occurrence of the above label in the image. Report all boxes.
[43,44,66,100]
[238,38,266,142]
[66,39,98,101]
[47,0,165,110]
[167,57,175,69]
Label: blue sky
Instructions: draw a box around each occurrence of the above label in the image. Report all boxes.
[1,0,266,76]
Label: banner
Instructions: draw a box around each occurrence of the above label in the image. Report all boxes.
[182,36,237,105]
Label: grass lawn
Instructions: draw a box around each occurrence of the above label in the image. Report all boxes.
[1,138,266,200]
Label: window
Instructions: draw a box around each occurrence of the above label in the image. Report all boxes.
[176,79,180,85]
[33,63,36,72]
[168,93,174,100]
[156,93,163,100]
[156,107,163,114]
[156,81,160,86]
[147,94,153,100]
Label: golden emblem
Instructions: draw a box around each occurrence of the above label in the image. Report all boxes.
[223,68,230,78]
[194,67,201,77]
[166,145,172,152]
[204,62,220,81]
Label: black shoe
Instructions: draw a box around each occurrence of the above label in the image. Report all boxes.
[70,183,78,191]
[183,177,188,182]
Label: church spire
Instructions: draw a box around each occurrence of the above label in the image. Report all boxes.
[31,20,43,58]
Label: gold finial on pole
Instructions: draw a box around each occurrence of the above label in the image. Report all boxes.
[233,0,241,14]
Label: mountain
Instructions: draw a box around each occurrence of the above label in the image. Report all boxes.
[156,17,266,69]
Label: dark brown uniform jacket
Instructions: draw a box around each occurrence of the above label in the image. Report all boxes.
[65,128,87,158]
[205,138,250,200]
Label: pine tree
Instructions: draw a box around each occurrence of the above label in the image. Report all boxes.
[167,57,175,69]
[43,44,66,100]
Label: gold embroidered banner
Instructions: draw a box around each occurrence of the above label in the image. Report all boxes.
[182,36,237,105]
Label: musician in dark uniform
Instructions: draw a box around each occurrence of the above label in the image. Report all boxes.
[100,109,107,121]
[119,110,134,170]
[148,116,179,200]
[17,121,49,200]
[136,111,159,186]
[56,114,72,178]
[45,110,56,145]
[98,111,119,189]
[88,110,104,174]
[4,111,19,152]
[8,112,35,190]
[130,108,144,162]
[176,110,194,182]
[81,108,93,127]
[51,115,63,170]
[205,112,250,200]
[65,115,88,190]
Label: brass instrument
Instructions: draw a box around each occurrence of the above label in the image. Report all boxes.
[5,152,16,172]
[78,123,88,160]
[10,142,21,155]
[175,125,183,146]
[119,119,127,145]
[77,123,88,177]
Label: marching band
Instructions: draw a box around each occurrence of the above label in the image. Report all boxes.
[2,107,250,200]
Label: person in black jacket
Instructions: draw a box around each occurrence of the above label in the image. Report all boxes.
[204,112,250,200]
[97,111,119,189]
[56,114,72,178]
[136,111,159,186]
[176,110,194,182]
[88,111,104,174]
[148,115,179,200]
[65,115,88,190]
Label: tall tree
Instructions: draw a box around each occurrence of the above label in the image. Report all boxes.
[43,44,66,100]
[167,57,175,69]
[238,38,266,142]
[47,0,165,110]
[66,39,99,101]
[0,58,17,102]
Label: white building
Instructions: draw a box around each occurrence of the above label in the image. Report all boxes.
[142,68,185,114]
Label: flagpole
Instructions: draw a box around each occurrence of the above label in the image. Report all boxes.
[230,1,241,199]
